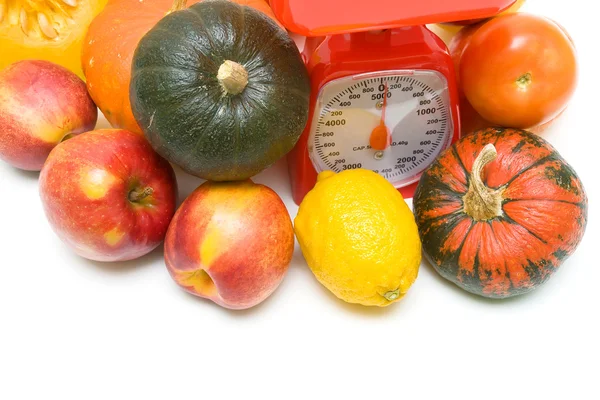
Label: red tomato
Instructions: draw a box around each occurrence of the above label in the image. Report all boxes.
[460,13,577,129]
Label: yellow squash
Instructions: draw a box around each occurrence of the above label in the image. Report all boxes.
[0,0,108,78]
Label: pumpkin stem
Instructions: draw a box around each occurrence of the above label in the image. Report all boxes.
[217,60,249,96]
[168,0,188,14]
[128,187,154,203]
[463,144,505,221]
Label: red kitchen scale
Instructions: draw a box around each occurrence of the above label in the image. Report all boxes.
[269,0,517,205]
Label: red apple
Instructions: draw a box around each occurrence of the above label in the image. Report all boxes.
[39,129,177,262]
[0,60,97,171]
[165,180,294,310]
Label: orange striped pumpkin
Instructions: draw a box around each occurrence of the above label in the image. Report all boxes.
[413,128,587,298]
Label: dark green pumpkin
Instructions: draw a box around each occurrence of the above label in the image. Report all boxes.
[129,0,310,181]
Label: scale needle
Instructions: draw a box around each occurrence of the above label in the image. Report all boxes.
[369,83,392,151]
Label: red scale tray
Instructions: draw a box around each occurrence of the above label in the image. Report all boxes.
[268,0,517,36]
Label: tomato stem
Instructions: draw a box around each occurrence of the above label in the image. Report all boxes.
[516,72,532,90]
[463,144,505,221]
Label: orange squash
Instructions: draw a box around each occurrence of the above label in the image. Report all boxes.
[82,0,284,134]
[0,0,108,78]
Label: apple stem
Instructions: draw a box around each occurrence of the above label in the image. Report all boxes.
[129,187,154,203]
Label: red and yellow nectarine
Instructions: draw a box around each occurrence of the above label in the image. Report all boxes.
[165,180,294,310]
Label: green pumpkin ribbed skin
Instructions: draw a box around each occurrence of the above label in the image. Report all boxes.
[130,0,310,181]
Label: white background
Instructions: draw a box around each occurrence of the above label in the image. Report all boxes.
[1,1,598,398]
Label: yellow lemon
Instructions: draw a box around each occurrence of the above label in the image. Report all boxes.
[294,169,421,307]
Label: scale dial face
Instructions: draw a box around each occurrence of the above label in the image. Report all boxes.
[308,70,454,188]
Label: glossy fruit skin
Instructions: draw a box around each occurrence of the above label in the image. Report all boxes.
[460,13,578,129]
[0,60,97,171]
[39,129,178,262]
[413,128,587,298]
[130,0,310,181]
[0,0,108,79]
[294,169,421,307]
[448,15,570,135]
[164,179,294,310]
[82,0,283,134]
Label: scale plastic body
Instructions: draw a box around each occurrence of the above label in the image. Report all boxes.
[269,0,517,205]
